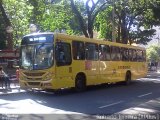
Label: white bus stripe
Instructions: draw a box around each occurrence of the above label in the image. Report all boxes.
[99,101,124,109]
[138,92,152,98]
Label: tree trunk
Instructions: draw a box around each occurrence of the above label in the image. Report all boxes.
[0,0,13,50]
[87,11,93,38]
[117,17,121,43]
[121,10,128,44]
[0,0,10,25]
[70,0,89,38]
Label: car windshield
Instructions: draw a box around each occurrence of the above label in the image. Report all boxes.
[21,44,54,70]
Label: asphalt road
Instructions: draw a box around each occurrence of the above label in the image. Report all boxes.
[0,73,160,120]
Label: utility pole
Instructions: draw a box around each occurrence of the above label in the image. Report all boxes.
[112,0,116,42]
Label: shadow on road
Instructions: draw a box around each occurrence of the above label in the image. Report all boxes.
[1,77,160,115]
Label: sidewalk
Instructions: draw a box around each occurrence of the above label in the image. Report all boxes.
[0,64,25,95]
[0,84,25,95]
[147,70,160,77]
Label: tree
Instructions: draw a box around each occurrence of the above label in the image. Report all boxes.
[70,0,108,38]
[0,0,13,49]
[96,0,156,44]
[2,0,33,48]
[1,0,158,49]
[151,0,160,25]
[0,0,11,27]
[147,45,160,62]
[0,11,7,49]
[28,0,79,35]
[95,6,112,40]
[113,0,156,44]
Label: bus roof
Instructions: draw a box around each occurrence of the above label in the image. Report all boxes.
[23,32,145,50]
[56,33,146,50]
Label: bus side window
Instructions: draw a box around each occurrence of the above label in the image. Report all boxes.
[72,41,85,60]
[56,42,72,66]
[111,46,120,61]
[85,43,98,61]
[143,50,146,61]
[137,50,143,62]
[106,45,111,60]
[121,48,129,61]
[99,45,106,61]
[140,50,143,61]
[132,50,137,61]
[111,46,116,60]
[99,45,111,61]
[116,47,121,60]
[129,49,133,61]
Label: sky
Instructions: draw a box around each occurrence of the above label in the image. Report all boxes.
[83,0,98,7]
[147,26,160,47]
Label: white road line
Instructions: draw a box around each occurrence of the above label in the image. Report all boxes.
[138,92,152,98]
[99,101,124,109]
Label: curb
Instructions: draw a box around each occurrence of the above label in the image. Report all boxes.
[0,88,26,96]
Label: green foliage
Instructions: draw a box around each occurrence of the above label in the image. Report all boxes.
[95,6,112,40]
[3,0,33,46]
[147,45,160,61]
[131,29,156,45]
[40,2,72,32]
[0,0,160,50]
[95,0,157,44]
[70,0,108,38]
[27,0,81,35]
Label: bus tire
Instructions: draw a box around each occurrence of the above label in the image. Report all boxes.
[124,72,131,85]
[75,74,86,92]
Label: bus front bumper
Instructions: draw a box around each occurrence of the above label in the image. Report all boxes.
[19,80,53,90]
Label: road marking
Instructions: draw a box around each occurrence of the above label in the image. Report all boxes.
[99,101,124,109]
[138,92,152,98]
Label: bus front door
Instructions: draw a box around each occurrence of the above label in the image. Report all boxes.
[55,65,73,89]
[55,42,73,89]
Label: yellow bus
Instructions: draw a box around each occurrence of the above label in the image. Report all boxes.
[19,32,147,91]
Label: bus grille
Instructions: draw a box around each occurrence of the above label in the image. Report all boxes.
[28,82,40,86]
[26,78,42,81]
[23,72,45,77]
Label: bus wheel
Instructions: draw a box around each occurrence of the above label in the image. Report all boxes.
[125,72,131,85]
[75,75,86,92]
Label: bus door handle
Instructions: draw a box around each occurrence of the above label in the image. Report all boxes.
[69,67,72,73]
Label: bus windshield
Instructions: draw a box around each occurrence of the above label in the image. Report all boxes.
[20,34,54,70]
[21,44,54,70]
